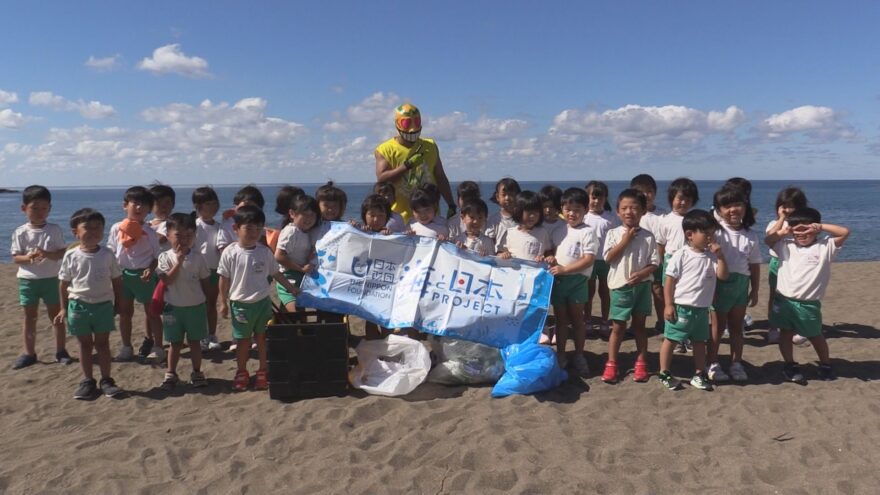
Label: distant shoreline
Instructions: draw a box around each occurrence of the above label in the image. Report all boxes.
[0,188,17,194]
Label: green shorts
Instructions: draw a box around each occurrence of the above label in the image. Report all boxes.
[163,303,208,343]
[67,299,115,336]
[660,252,672,285]
[551,274,588,306]
[276,269,305,306]
[230,298,272,340]
[769,295,822,338]
[713,272,749,313]
[207,268,219,287]
[768,256,779,292]
[18,277,60,306]
[122,268,158,304]
[610,281,652,321]
[590,259,610,281]
[664,305,709,342]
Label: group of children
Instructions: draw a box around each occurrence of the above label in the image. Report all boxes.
[10,174,849,399]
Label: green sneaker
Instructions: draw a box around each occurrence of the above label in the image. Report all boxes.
[690,373,714,391]
[658,371,682,391]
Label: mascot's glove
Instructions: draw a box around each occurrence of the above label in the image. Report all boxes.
[404,144,424,170]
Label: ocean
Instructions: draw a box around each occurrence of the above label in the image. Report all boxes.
[1,180,876,263]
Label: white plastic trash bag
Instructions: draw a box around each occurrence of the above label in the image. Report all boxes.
[350,334,432,396]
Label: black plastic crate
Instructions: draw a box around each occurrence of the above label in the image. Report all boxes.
[266,310,349,401]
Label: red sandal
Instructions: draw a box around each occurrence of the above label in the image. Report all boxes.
[254,369,269,391]
[233,370,249,392]
[633,359,650,382]
[601,361,618,384]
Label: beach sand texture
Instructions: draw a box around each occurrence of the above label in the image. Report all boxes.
[1,262,878,494]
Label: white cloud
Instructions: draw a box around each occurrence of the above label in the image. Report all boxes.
[85,54,122,72]
[0,109,25,129]
[28,91,116,119]
[0,89,18,107]
[429,112,529,142]
[549,104,744,152]
[137,44,211,78]
[760,105,855,141]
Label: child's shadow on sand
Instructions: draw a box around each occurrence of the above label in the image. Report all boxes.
[128,379,232,400]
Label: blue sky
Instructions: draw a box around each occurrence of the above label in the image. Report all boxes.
[0,1,878,186]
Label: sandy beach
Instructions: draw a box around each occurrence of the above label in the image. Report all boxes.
[1,261,878,494]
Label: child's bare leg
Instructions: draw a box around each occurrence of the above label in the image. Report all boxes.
[809,335,830,364]
[599,278,611,322]
[46,303,67,352]
[651,282,664,330]
[631,313,648,361]
[660,339,675,372]
[607,320,626,363]
[168,342,183,374]
[570,303,587,355]
[692,340,707,375]
[188,340,203,371]
[554,306,570,360]
[78,335,95,379]
[586,278,597,326]
[766,286,776,326]
[236,336,251,372]
[93,333,112,379]
[204,284,219,337]
[284,302,296,313]
[778,329,795,362]
[255,333,267,370]
[117,297,135,347]
[727,305,747,362]
[708,311,726,364]
[145,304,162,344]
[21,305,39,356]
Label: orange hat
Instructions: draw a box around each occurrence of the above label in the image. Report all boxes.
[395,103,422,133]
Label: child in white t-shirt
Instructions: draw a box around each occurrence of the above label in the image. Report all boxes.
[496,191,553,262]
[275,195,321,312]
[192,186,223,351]
[540,185,567,248]
[485,178,521,244]
[373,181,406,233]
[107,186,163,362]
[765,207,849,384]
[446,181,481,238]
[545,188,597,376]
[407,184,449,240]
[659,209,728,392]
[10,185,71,369]
[630,174,668,332]
[218,206,298,392]
[148,184,175,252]
[156,213,211,390]
[601,189,658,384]
[765,187,809,344]
[584,181,618,338]
[56,208,124,399]
[707,185,762,383]
[351,194,396,339]
[452,199,495,257]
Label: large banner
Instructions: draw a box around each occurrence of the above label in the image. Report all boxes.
[296,222,552,348]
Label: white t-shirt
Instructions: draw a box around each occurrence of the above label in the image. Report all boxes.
[195,218,222,269]
[107,221,162,269]
[217,243,279,303]
[604,227,659,290]
[717,223,762,276]
[774,236,839,301]
[10,223,67,279]
[485,211,517,243]
[665,248,718,308]
[446,213,467,238]
[157,250,209,307]
[584,211,618,261]
[452,233,495,256]
[543,219,568,251]
[150,219,170,252]
[496,225,551,260]
[276,224,314,267]
[58,246,122,304]
[409,218,449,239]
[386,212,406,233]
[217,216,237,249]
[554,223,599,277]
[765,219,789,258]
[639,208,666,239]
[656,212,687,255]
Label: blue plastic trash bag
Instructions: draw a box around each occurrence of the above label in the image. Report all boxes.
[491,342,568,397]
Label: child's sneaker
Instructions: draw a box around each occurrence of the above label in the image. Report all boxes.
[730,362,748,382]
[207,335,222,350]
[200,338,210,351]
[572,354,590,377]
[55,349,74,365]
[674,339,692,354]
[690,373,713,391]
[817,363,836,381]
[658,371,682,390]
[74,378,98,400]
[233,370,249,391]
[707,362,729,382]
[190,370,208,387]
[160,372,178,391]
[138,337,154,358]
[12,353,37,370]
[148,346,166,363]
[99,377,123,397]
[782,362,807,385]
[766,328,780,344]
[633,359,650,382]
[601,361,618,384]
[114,345,134,362]
[792,334,810,347]
[229,341,238,352]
